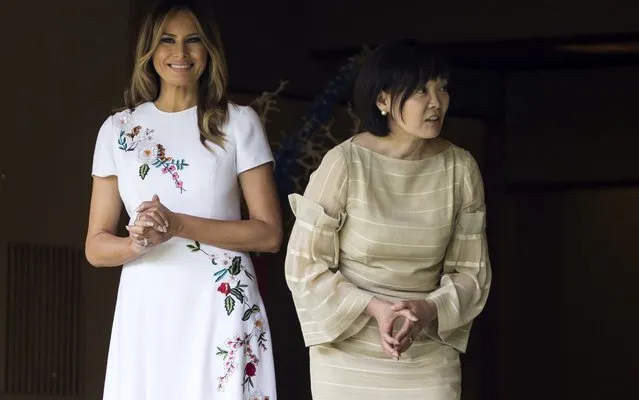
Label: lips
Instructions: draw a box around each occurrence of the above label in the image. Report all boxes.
[425,115,440,122]
[168,63,193,71]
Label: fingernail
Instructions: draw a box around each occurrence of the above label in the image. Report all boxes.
[125,226,130,230]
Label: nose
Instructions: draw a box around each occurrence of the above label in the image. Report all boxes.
[428,91,441,109]
[173,42,188,59]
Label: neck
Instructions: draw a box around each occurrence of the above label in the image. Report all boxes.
[378,132,435,160]
[155,84,198,112]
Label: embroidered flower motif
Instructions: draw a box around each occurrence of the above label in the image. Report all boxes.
[137,142,158,164]
[114,109,132,129]
[252,312,265,334]
[115,113,189,193]
[248,395,270,400]
[245,362,256,377]
[216,333,268,394]
[217,282,231,296]
[186,242,261,320]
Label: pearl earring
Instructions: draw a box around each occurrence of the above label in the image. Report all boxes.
[381,110,388,116]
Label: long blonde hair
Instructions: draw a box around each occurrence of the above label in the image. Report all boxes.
[124,1,229,148]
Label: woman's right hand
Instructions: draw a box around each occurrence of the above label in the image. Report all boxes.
[125,213,170,253]
[366,297,419,360]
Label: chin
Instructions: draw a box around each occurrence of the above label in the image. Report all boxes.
[163,78,199,88]
[419,130,441,139]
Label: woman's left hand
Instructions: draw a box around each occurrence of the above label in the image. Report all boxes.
[390,299,438,351]
[126,195,177,248]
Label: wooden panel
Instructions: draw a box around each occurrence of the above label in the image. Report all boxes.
[4,243,83,396]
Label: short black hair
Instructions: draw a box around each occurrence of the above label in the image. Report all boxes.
[353,39,450,136]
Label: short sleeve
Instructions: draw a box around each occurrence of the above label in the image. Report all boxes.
[234,106,274,174]
[91,115,116,177]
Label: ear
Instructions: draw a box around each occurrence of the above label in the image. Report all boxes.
[376,91,390,113]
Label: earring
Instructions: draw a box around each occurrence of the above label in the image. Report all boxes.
[380,110,388,116]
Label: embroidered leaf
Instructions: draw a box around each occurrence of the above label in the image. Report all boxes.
[216,347,228,358]
[139,164,150,179]
[230,288,244,303]
[244,270,254,280]
[242,305,260,321]
[229,256,242,275]
[152,159,163,167]
[214,269,228,282]
[224,296,235,315]
[257,332,268,350]
[186,241,201,251]
[175,159,190,170]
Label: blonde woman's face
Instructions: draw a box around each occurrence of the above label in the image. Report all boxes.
[152,10,208,90]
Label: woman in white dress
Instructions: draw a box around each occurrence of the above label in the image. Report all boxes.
[84,2,281,399]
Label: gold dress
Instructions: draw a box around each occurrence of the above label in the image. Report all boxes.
[285,138,491,400]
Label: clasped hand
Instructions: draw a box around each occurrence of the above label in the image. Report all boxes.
[125,194,176,252]
[368,297,437,360]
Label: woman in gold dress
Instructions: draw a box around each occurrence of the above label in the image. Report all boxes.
[285,39,492,400]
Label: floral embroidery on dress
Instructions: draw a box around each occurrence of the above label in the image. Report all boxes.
[215,321,269,394]
[247,395,270,400]
[187,242,261,320]
[114,109,189,193]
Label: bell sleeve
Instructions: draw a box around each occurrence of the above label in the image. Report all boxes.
[425,151,492,353]
[285,146,374,346]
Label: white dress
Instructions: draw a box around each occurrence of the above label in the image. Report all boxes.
[91,102,277,400]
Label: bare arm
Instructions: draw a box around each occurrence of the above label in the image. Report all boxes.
[140,163,282,253]
[85,176,143,267]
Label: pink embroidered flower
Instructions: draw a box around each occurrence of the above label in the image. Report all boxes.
[117,112,130,127]
[245,362,256,377]
[175,180,184,189]
[217,282,231,296]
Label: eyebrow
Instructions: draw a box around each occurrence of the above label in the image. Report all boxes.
[160,33,200,37]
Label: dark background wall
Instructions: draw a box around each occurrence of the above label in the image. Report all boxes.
[1,0,638,399]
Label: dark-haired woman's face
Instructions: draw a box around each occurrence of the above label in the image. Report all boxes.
[386,78,449,139]
[152,11,207,91]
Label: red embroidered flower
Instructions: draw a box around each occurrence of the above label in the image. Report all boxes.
[217,282,231,296]
[245,362,256,377]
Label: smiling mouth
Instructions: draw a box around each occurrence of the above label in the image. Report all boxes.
[168,63,193,71]
[425,115,441,122]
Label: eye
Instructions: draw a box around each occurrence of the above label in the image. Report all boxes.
[186,36,201,43]
[159,36,175,44]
